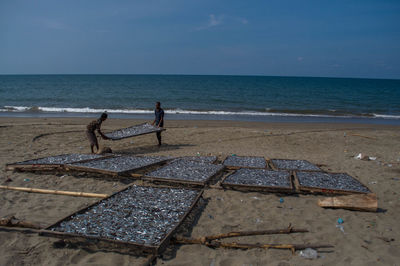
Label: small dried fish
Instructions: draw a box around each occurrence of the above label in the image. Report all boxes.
[69,156,169,173]
[271,159,321,171]
[50,185,200,246]
[172,156,217,164]
[223,168,291,188]
[15,154,103,165]
[223,156,266,168]
[146,160,223,183]
[297,172,370,193]
[105,123,163,140]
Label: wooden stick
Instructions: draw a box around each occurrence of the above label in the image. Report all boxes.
[0,216,42,229]
[348,133,376,140]
[0,185,108,198]
[172,238,333,253]
[174,225,308,244]
[207,241,333,252]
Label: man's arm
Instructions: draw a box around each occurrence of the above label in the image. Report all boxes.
[98,129,109,140]
[96,123,109,140]
[157,116,163,127]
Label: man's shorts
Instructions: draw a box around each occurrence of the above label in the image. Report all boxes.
[86,130,98,146]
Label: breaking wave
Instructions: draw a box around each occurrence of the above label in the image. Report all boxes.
[1,105,399,119]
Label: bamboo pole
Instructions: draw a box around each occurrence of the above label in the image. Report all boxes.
[171,225,333,253]
[173,225,308,244]
[207,241,334,253]
[0,185,108,198]
[172,238,333,253]
[205,225,308,241]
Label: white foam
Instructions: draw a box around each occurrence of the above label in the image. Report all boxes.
[1,105,399,119]
[372,114,400,119]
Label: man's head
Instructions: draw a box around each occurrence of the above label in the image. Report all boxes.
[156,102,161,109]
[100,112,108,121]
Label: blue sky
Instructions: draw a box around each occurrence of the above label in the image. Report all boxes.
[0,0,399,79]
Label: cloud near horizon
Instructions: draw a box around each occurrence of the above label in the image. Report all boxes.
[195,14,248,31]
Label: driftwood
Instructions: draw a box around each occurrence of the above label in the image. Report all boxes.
[318,193,378,212]
[206,241,333,253]
[174,225,308,244]
[172,238,332,253]
[0,185,108,198]
[170,225,331,253]
[0,216,42,229]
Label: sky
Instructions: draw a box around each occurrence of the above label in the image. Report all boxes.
[0,0,399,79]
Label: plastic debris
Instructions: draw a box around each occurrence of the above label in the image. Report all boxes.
[279,198,284,203]
[23,178,30,182]
[354,153,376,161]
[336,224,345,234]
[299,248,318,259]
[355,153,362,159]
[337,218,344,224]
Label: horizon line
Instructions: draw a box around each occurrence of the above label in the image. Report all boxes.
[0,73,399,81]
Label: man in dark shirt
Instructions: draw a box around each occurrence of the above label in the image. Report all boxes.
[152,102,164,146]
[86,112,109,153]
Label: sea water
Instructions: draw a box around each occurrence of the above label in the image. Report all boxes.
[1,74,399,124]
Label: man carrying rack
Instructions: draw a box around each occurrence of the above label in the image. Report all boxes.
[152,102,164,146]
[86,112,109,153]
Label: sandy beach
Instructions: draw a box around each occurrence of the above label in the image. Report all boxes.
[0,117,399,266]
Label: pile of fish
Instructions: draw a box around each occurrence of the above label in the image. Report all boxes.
[50,185,200,246]
[15,154,103,165]
[223,156,266,168]
[70,156,169,173]
[270,159,321,171]
[172,156,217,164]
[224,168,292,188]
[296,172,370,193]
[105,123,163,140]
[146,160,223,183]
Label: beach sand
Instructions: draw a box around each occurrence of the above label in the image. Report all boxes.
[0,117,399,265]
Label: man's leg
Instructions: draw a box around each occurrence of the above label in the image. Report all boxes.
[87,131,98,153]
[94,140,99,153]
[156,132,162,146]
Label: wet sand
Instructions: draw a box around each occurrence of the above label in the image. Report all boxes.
[0,117,399,265]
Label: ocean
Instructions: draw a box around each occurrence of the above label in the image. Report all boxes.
[1,74,399,125]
